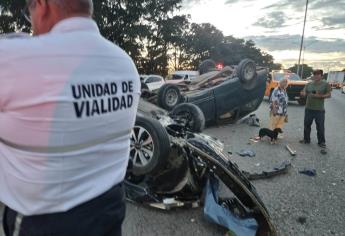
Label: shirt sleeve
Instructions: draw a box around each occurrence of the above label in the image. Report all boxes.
[0,40,12,109]
[0,44,5,109]
[271,88,279,102]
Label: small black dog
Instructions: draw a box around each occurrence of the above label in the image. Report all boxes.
[259,128,283,143]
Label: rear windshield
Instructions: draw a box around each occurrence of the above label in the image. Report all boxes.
[274,73,301,81]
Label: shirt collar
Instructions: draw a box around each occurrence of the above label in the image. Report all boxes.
[50,17,100,34]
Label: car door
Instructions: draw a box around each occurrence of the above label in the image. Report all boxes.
[144,77,155,91]
[186,88,216,123]
[213,78,244,122]
[145,76,162,91]
[148,76,164,91]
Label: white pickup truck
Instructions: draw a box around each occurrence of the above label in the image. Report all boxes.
[327,71,345,89]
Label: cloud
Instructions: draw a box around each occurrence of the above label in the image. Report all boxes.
[224,0,256,4]
[182,0,206,8]
[321,14,345,28]
[265,0,345,12]
[244,35,345,54]
[254,11,287,28]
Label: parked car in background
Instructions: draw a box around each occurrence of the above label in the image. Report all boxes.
[165,71,199,84]
[140,75,165,92]
[327,71,345,89]
[265,70,309,105]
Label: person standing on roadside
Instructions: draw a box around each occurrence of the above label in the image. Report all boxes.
[269,78,289,132]
[0,0,140,235]
[300,69,331,148]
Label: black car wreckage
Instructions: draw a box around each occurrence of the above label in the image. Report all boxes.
[125,100,278,236]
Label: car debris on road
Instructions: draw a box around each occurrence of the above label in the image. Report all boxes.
[243,161,292,180]
[240,114,261,127]
[236,149,256,157]
[299,168,317,177]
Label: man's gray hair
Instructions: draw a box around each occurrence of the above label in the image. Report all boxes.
[50,0,94,15]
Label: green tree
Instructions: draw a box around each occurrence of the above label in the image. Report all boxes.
[1,1,280,75]
[288,64,314,79]
[0,0,30,34]
[186,23,224,68]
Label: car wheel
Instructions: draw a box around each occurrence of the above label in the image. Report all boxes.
[130,116,170,176]
[158,84,182,110]
[199,59,216,75]
[298,98,306,106]
[170,103,206,133]
[237,59,257,90]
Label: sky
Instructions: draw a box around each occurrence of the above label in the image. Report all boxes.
[181,0,345,71]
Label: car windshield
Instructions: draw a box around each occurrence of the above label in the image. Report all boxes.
[274,73,301,81]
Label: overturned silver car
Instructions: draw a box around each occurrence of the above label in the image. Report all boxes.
[125,100,277,235]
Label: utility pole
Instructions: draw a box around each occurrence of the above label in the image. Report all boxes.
[297,0,309,77]
[301,46,306,79]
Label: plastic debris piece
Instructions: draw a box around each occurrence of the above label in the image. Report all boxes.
[204,177,258,236]
[286,144,296,156]
[243,161,291,180]
[299,168,317,177]
[297,216,307,225]
[240,114,260,127]
[236,149,256,158]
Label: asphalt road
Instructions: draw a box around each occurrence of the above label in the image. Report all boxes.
[1,90,344,236]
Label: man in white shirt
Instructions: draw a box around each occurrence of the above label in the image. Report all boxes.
[0,0,140,235]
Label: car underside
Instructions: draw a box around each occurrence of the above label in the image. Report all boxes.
[141,59,268,126]
[125,100,278,235]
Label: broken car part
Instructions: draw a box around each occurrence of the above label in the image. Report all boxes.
[242,161,292,180]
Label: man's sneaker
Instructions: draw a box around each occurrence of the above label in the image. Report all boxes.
[299,139,310,144]
[318,143,326,148]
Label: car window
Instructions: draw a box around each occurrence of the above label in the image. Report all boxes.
[146,77,154,83]
[146,76,162,83]
[152,77,162,82]
[172,74,184,80]
[287,74,301,81]
[274,73,301,81]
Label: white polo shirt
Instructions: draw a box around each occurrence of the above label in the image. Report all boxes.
[0,17,140,215]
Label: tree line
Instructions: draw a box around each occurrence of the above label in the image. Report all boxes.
[0,0,282,76]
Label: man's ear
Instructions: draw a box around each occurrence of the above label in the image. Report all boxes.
[35,0,49,20]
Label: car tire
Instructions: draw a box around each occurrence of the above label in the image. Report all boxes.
[198,59,216,75]
[170,103,206,133]
[297,98,306,106]
[158,84,182,110]
[237,59,257,90]
[130,116,170,176]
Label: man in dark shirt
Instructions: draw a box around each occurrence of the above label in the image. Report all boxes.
[300,69,331,148]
